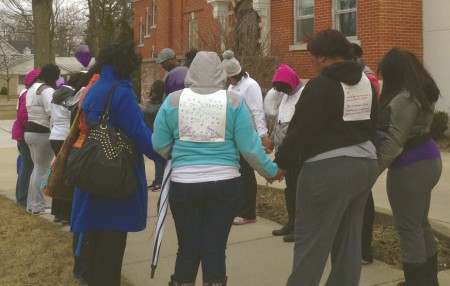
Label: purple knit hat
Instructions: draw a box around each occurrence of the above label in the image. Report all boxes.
[24,69,41,88]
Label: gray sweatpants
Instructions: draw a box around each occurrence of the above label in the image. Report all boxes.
[387,157,442,264]
[286,156,378,286]
[24,132,53,213]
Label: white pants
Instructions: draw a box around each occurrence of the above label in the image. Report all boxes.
[24,132,53,212]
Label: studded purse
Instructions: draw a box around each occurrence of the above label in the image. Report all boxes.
[66,83,136,199]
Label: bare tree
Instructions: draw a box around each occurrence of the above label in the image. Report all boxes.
[200,9,278,94]
[86,0,133,57]
[53,1,87,56]
[32,0,55,67]
[0,0,34,41]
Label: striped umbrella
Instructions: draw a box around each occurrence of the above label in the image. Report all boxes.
[151,159,172,278]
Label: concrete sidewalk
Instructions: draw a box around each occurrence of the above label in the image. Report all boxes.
[0,119,449,285]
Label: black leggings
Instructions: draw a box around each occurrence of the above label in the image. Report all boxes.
[86,230,128,286]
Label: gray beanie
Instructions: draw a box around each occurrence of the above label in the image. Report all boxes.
[221,50,241,77]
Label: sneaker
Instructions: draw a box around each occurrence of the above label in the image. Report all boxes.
[283,231,295,243]
[32,208,51,215]
[361,258,373,265]
[61,219,70,225]
[272,225,293,236]
[233,217,257,225]
[147,182,156,190]
[54,217,62,223]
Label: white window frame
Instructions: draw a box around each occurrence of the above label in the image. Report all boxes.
[139,16,144,46]
[152,0,157,28]
[189,19,199,50]
[145,7,151,36]
[290,0,314,50]
[332,0,358,39]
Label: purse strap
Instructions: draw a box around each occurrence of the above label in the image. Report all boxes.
[100,82,121,124]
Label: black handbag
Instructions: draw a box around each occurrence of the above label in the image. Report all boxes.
[66,83,136,199]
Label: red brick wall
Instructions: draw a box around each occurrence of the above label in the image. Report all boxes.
[358,0,422,74]
[133,0,219,59]
[134,0,423,88]
[133,0,219,97]
[270,0,423,80]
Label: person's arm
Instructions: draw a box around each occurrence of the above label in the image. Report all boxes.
[41,88,55,118]
[377,91,419,173]
[244,82,273,151]
[17,92,28,127]
[234,97,278,179]
[114,84,162,161]
[151,96,174,160]
[244,82,268,137]
[275,77,335,169]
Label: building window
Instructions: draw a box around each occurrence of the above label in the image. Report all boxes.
[139,17,144,45]
[295,0,314,43]
[333,0,357,37]
[146,7,151,35]
[152,1,157,27]
[189,19,199,50]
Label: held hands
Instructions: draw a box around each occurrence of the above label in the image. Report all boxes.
[267,168,285,184]
[261,136,274,154]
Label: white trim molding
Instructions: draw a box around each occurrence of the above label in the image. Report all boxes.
[252,0,271,56]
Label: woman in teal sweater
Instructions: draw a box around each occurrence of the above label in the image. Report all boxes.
[152,51,282,286]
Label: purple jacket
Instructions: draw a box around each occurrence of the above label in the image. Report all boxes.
[11,90,28,141]
[165,66,188,95]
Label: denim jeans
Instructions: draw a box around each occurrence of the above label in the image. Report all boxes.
[169,177,242,282]
[16,140,34,208]
[152,159,165,186]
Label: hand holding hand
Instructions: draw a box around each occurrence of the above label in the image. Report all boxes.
[267,168,285,184]
[261,136,274,154]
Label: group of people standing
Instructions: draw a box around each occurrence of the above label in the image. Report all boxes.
[13,63,87,223]
[10,27,442,286]
[152,28,442,286]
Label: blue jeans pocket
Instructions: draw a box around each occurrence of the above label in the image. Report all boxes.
[169,182,188,204]
[215,178,241,203]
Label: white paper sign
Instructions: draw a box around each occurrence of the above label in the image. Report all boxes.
[277,87,302,123]
[341,73,373,121]
[179,89,227,142]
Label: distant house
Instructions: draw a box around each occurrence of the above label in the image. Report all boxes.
[0,39,93,95]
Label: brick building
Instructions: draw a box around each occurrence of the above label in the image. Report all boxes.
[133,0,449,114]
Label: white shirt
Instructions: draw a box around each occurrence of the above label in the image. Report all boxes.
[49,103,70,140]
[26,83,54,128]
[228,75,268,137]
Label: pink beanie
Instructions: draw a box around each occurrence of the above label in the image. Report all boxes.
[24,69,41,88]
[272,64,301,91]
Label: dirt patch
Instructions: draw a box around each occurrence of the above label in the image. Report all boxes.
[437,135,450,152]
[256,186,450,271]
[0,195,133,286]
[0,104,17,120]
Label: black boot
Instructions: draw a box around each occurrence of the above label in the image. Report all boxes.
[203,276,227,286]
[169,275,195,286]
[272,225,293,236]
[283,231,295,243]
[397,262,427,286]
[424,254,439,286]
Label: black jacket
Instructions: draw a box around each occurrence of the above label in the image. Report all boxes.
[143,99,163,131]
[275,61,377,169]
